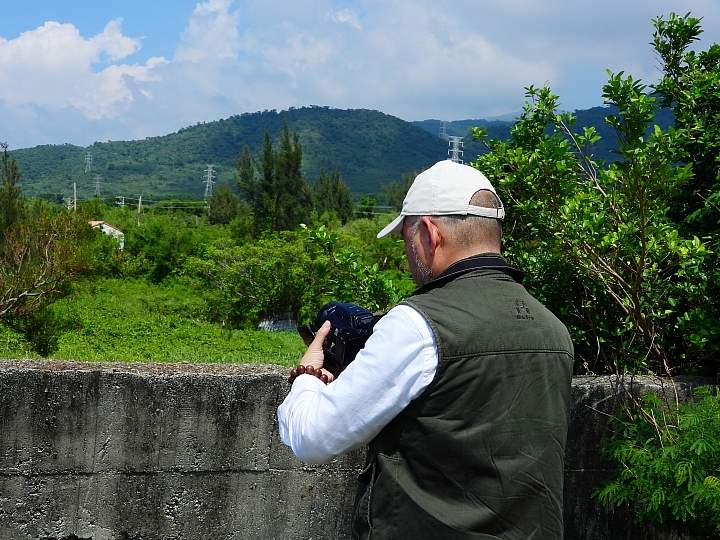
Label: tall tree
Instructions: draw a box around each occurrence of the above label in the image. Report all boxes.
[0,143,24,244]
[207,182,239,225]
[258,131,277,232]
[234,143,257,207]
[275,119,312,230]
[234,122,313,233]
[313,167,354,224]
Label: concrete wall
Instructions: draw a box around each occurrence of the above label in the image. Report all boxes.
[0,360,714,540]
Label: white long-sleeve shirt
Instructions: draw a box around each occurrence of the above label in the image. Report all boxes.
[277,304,438,464]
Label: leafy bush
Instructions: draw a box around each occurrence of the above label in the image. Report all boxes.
[650,12,720,367]
[184,225,403,327]
[304,225,403,314]
[472,75,713,375]
[104,209,229,282]
[596,387,720,539]
[185,232,321,326]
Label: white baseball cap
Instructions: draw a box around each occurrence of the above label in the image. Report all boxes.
[377,160,505,239]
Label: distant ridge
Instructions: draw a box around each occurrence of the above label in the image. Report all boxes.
[411,106,675,167]
[11,105,675,200]
[11,107,450,200]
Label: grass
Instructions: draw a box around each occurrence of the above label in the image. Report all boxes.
[0,278,306,366]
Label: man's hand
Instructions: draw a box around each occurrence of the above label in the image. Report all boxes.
[300,320,335,383]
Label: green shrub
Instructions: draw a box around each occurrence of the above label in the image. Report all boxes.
[596,387,720,539]
[472,75,712,375]
[184,225,403,327]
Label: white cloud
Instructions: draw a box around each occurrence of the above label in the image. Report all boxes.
[331,9,361,29]
[0,19,160,119]
[4,0,720,149]
[89,19,142,61]
[175,0,241,61]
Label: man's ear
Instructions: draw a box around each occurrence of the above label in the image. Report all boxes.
[420,216,441,256]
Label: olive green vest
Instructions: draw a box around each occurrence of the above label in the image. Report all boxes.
[352,261,573,540]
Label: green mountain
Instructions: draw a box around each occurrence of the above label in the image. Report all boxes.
[11,107,450,201]
[10,105,677,202]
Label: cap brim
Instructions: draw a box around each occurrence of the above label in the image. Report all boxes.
[377,214,405,239]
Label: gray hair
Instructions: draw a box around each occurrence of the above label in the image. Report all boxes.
[407,190,503,251]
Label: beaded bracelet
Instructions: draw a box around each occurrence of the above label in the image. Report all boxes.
[289,364,329,385]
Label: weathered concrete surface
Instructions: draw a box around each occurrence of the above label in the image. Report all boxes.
[0,361,715,540]
[0,361,364,540]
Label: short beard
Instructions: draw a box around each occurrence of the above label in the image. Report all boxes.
[410,238,434,287]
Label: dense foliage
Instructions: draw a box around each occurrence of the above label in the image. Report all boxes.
[596,387,720,539]
[472,76,713,376]
[313,167,354,224]
[590,16,720,538]
[183,224,407,327]
[235,122,313,233]
[650,13,720,370]
[653,13,720,239]
[470,13,719,377]
[0,144,105,355]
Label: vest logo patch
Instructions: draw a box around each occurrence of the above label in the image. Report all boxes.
[515,299,534,320]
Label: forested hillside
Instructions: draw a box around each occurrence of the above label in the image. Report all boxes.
[11,108,451,200]
[10,105,676,202]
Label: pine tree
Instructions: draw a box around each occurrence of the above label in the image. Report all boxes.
[0,142,24,244]
[275,119,312,230]
[258,131,277,232]
[313,167,354,224]
[234,122,313,233]
[207,182,239,225]
[234,144,257,206]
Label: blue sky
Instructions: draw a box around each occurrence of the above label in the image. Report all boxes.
[2,0,720,149]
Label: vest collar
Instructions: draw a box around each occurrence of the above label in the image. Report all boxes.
[411,253,524,296]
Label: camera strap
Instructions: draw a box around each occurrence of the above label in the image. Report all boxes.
[412,254,524,296]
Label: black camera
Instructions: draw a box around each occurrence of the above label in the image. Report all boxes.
[298,302,383,378]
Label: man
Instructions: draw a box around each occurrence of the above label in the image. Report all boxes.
[278,160,573,539]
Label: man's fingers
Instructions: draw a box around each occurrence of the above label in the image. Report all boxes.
[312,320,332,348]
[300,320,331,372]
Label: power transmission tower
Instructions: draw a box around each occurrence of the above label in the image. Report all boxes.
[440,121,450,141]
[84,152,93,173]
[448,136,464,164]
[116,196,125,209]
[203,165,215,201]
[94,174,102,198]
